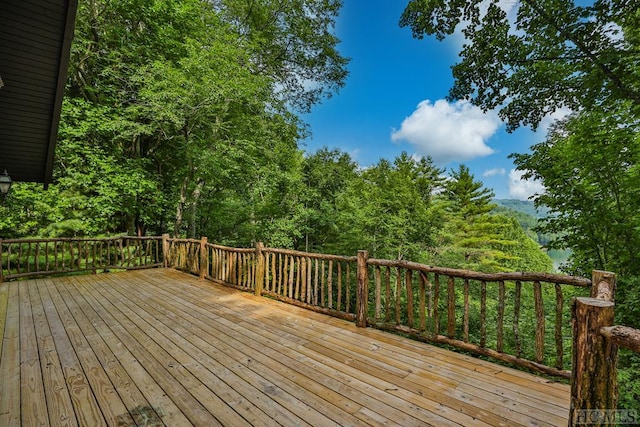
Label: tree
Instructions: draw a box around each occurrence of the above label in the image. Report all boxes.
[57,0,347,239]
[213,0,350,112]
[300,148,357,252]
[336,153,445,260]
[512,103,640,408]
[444,164,495,219]
[430,166,552,272]
[511,104,640,278]
[400,0,640,131]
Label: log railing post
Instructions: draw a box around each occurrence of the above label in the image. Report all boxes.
[591,270,616,301]
[569,295,618,425]
[356,250,369,328]
[254,242,265,296]
[199,237,208,280]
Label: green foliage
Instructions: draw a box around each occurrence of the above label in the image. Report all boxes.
[612,276,640,409]
[300,147,357,252]
[41,0,349,242]
[512,105,640,278]
[445,164,495,218]
[0,183,59,237]
[401,0,639,405]
[430,211,553,273]
[335,152,445,260]
[492,205,539,241]
[213,0,349,112]
[400,0,640,131]
[431,167,553,273]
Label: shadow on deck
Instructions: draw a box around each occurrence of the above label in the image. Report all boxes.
[0,268,569,426]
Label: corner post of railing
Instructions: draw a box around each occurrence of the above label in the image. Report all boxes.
[199,237,208,280]
[162,234,170,268]
[254,241,265,296]
[356,250,369,328]
[568,270,618,426]
[591,270,617,301]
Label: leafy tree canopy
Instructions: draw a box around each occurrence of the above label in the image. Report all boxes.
[212,0,350,112]
[445,164,495,218]
[400,0,640,131]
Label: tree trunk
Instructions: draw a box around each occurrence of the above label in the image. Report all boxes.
[126,214,136,236]
[188,178,205,239]
[174,177,189,238]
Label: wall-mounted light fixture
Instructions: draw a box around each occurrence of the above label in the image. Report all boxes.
[0,170,13,199]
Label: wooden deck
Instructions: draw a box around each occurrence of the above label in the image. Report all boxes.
[0,268,570,426]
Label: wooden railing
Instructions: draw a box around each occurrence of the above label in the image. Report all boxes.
[569,274,640,426]
[0,236,163,281]
[164,238,361,321]
[258,246,358,321]
[362,256,591,378]
[163,237,590,377]
[2,235,638,424]
[163,237,205,276]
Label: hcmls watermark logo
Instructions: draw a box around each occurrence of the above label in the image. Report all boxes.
[575,410,639,425]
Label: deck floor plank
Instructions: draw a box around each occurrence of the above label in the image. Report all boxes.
[268,304,569,422]
[55,276,192,426]
[134,269,461,426]
[0,283,9,366]
[57,276,224,427]
[1,268,571,426]
[1,282,21,426]
[148,271,544,426]
[170,288,490,425]
[83,274,283,427]
[19,281,51,426]
[99,270,372,427]
[54,276,164,426]
[43,276,136,426]
[35,278,106,426]
[136,268,569,427]
[30,279,77,427]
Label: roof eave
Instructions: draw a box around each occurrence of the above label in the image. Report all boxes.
[44,0,78,189]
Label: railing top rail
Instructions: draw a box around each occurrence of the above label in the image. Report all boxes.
[367,258,592,287]
[600,325,640,353]
[264,247,357,262]
[1,235,591,286]
[120,236,163,241]
[205,243,256,253]
[1,236,162,244]
[165,237,202,244]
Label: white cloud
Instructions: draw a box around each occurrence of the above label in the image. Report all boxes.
[483,168,506,177]
[391,99,501,164]
[508,169,545,200]
[538,107,572,135]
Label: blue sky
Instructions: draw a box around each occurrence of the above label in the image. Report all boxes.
[301,1,552,200]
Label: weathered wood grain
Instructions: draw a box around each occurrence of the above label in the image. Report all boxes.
[1,269,571,427]
[0,283,21,426]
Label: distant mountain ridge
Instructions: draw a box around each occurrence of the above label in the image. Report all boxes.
[493,199,569,270]
[493,199,548,219]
